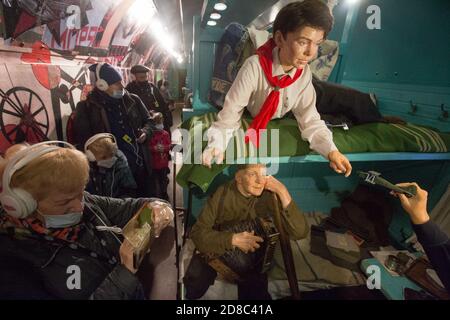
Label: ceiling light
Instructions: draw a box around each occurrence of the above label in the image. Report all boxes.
[148,19,183,65]
[207,20,217,26]
[214,3,227,11]
[127,0,157,28]
[210,13,221,20]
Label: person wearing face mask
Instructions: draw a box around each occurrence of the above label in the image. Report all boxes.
[147,113,171,201]
[126,65,173,133]
[73,63,155,197]
[84,133,137,198]
[184,163,308,300]
[0,142,171,299]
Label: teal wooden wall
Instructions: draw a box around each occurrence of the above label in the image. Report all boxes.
[187,15,224,118]
[331,0,450,132]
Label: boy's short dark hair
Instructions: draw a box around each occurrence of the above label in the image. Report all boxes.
[273,0,333,39]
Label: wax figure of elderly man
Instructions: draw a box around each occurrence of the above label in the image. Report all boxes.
[184,163,308,300]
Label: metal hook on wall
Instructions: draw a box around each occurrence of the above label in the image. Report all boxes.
[409,101,418,115]
[439,104,448,121]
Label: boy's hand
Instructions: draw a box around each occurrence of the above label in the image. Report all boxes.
[391,183,430,225]
[202,147,224,168]
[328,150,352,177]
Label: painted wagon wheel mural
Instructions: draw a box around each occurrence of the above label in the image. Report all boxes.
[0,87,50,144]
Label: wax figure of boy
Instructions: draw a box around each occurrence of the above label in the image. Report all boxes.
[203,1,352,178]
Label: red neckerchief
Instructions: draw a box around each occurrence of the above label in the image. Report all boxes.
[0,214,81,242]
[245,38,303,147]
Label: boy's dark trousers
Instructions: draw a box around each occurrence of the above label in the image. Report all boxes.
[183,252,272,300]
[312,78,382,124]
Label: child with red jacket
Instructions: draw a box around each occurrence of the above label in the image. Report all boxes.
[148,112,171,200]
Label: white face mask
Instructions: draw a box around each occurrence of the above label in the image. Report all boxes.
[97,156,117,168]
[155,124,164,130]
[38,210,83,229]
[111,88,125,99]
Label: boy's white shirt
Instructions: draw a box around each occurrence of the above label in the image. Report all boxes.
[206,46,338,159]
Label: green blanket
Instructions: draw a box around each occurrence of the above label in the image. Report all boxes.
[176,113,450,192]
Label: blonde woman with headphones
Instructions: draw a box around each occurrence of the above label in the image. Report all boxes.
[0,141,171,299]
[84,133,137,198]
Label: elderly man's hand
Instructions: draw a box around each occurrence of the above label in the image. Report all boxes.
[264,176,292,209]
[392,182,430,225]
[328,150,352,177]
[231,231,264,254]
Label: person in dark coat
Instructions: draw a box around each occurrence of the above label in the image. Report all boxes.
[73,63,155,197]
[0,143,171,299]
[393,182,450,294]
[126,64,173,132]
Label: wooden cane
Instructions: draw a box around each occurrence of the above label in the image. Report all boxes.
[271,192,301,300]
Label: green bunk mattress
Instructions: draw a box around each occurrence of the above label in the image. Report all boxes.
[176,112,450,192]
